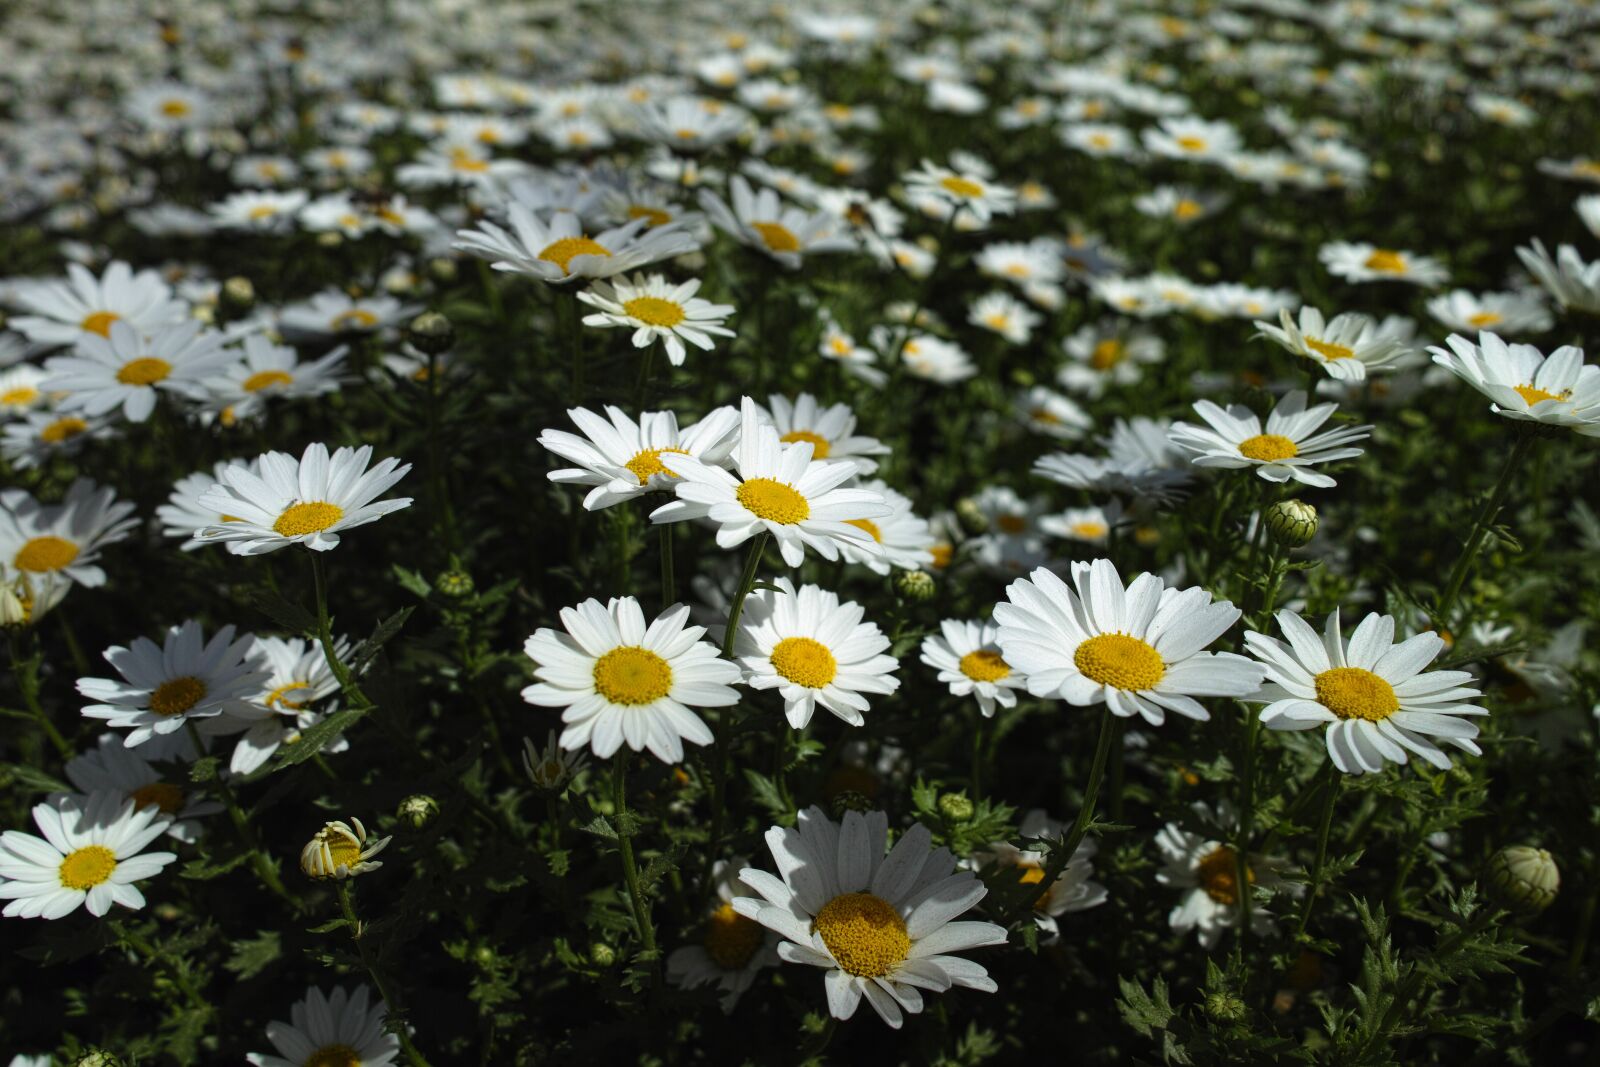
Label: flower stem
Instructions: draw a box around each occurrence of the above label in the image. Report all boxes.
[634,338,658,410]
[612,760,657,953]
[704,533,768,885]
[185,720,297,909]
[1436,433,1534,626]
[1235,703,1262,948]
[1295,762,1344,939]
[719,533,769,659]
[310,551,372,709]
[8,635,72,761]
[337,881,436,1067]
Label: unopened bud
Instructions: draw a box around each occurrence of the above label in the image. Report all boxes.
[1486,845,1559,915]
[1264,499,1318,548]
[830,790,873,818]
[1204,990,1247,1022]
[396,794,439,830]
[894,569,936,601]
[406,311,455,356]
[589,941,617,967]
[937,792,973,823]
[426,257,459,285]
[220,276,256,315]
[435,568,474,598]
[73,1052,124,1067]
[955,498,988,535]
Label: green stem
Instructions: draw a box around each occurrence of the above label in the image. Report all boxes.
[1436,433,1533,626]
[1235,703,1262,947]
[55,608,91,677]
[719,533,769,660]
[310,551,372,708]
[612,761,657,953]
[970,714,985,798]
[704,533,769,884]
[338,881,436,1067]
[1009,704,1115,923]
[634,338,658,410]
[9,638,72,761]
[1295,763,1344,939]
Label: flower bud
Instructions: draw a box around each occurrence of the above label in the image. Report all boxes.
[589,941,617,967]
[435,568,474,598]
[426,257,459,285]
[1486,845,1559,914]
[300,817,391,880]
[220,276,256,319]
[1264,499,1318,548]
[937,792,974,823]
[73,1052,123,1067]
[894,569,936,602]
[396,794,439,830]
[406,311,455,356]
[1204,990,1247,1022]
[955,497,988,535]
[830,790,874,819]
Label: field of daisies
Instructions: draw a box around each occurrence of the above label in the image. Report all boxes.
[3,0,1600,1064]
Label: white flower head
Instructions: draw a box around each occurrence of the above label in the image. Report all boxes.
[0,791,177,919]
[577,273,735,366]
[920,619,1028,718]
[1428,332,1600,436]
[1168,390,1371,488]
[247,984,399,1067]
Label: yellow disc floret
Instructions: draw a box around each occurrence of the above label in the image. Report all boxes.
[814,892,910,978]
[1196,845,1253,905]
[1237,434,1299,462]
[959,649,1010,683]
[592,646,673,706]
[1314,666,1399,722]
[59,845,118,890]
[844,518,882,542]
[778,429,831,458]
[15,536,79,573]
[150,676,208,717]
[622,296,686,327]
[752,222,800,253]
[80,311,120,337]
[1305,337,1354,362]
[243,370,294,392]
[1363,249,1408,273]
[274,502,345,537]
[703,901,764,970]
[736,478,810,524]
[116,357,172,386]
[129,782,185,814]
[1514,383,1567,406]
[304,1046,362,1067]
[939,175,985,198]
[539,236,612,272]
[770,637,838,688]
[1074,633,1165,691]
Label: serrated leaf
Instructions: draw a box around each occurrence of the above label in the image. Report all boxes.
[3,762,70,793]
[224,931,282,979]
[306,917,350,934]
[244,587,316,634]
[188,755,220,782]
[272,706,369,767]
[349,606,415,675]
[579,816,618,842]
[180,852,251,881]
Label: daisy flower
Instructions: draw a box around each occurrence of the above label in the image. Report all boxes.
[1428,332,1600,436]
[454,205,698,285]
[194,442,413,554]
[1141,115,1242,161]
[698,176,856,270]
[1133,186,1226,224]
[902,159,1016,223]
[735,578,898,729]
[0,479,137,588]
[521,729,588,792]
[209,190,309,232]
[734,806,1008,1029]
[1168,390,1371,488]
[1243,609,1488,775]
[65,733,220,842]
[79,621,267,748]
[577,273,734,366]
[1515,240,1600,316]
[666,859,780,1013]
[650,398,889,569]
[5,261,187,347]
[1014,386,1092,440]
[0,364,47,419]
[1579,195,1600,241]
[300,818,391,880]
[1058,322,1165,398]
[41,319,232,423]
[521,597,740,763]
[976,810,1107,938]
[833,480,935,575]
[1039,503,1121,547]
[0,792,177,920]
[919,619,1028,718]
[1156,803,1288,948]
[1319,241,1449,287]
[278,290,417,340]
[201,335,347,421]
[968,291,1040,344]
[817,315,886,387]
[754,393,888,476]
[994,559,1263,725]
[974,239,1065,289]
[539,404,740,511]
[1033,417,1192,503]
[158,460,260,550]
[1254,306,1411,381]
[898,333,977,384]
[247,985,399,1067]
[208,635,350,775]
[1425,289,1552,336]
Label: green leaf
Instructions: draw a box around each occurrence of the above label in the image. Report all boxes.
[224,931,282,979]
[179,852,251,881]
[188,756,220,783]
[306,917,350,934]
[244,587,316,634]
[579,816,618,842]
[272,706,369,767]
[349,606,415,675]
[2,762,70,794]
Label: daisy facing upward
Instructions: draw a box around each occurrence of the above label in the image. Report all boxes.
[1168,390,1372,488]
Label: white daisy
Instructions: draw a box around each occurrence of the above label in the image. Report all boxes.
[1014,386,1091,440]
[919,619,1028,718]
[0,791,177,919]
[1033,417,1192,503]
[300,819,390,880]
[833,480,935,575]
[206,636,351,775]
[1254,306,1411,381]
[666,858,780,1013]
[454,205,698,285]
[1516,239,1600,315]
[1156,802,1288,948]
[246,985,399,1067]
[0,479,137,589]
[64,733,221,842]
[1243,609,1488,775]
[902,159,1016,223]
[1038,504,1120,547]
[994,559,1263,725]
[40,319,232,423]
[201,335,347,421]
[78,620,267,748]
[698,176,856,269]
[0,364,48,419]
[158,460,259,550]
[209,190,309,232]
[278,290,417,340]
[194,442,413,554]
[1141,115,1242,161]
[521,597,740,763]
[650,398,889,569]
[539,404,740,511]
[734,577,900,728]
[1428,332,1600,436]
[1318,241,1449,287]
[1168,390,1371,488]
[817,315,886,387]
[1425,289,1552,336]
[754,393,888,477]
[5,261,187,347]
[1058,322,1166,398]
[576,273,734,367]
[734,806,1008,1028]
[968,291,1041,344]
[976,810,1107,938]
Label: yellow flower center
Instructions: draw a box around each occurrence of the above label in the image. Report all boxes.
[40,417,88,444]
[1362,249,1408,273]
[243,370,294,392]
[752,221,800,253]
[538,236,612,272]
[0,386,40,406]
[1197,845,1253,905]
[844,518,882,542]
[116,357,172,386]
[959,649,1010,682]
[1574,160,1600,178]
[622,296,686,327]
[703,901,764,970]
[625,447,690,484]
[929,543,953,569]
[1314,666,1399,722]
[58,845,117,890]
[264,680,313,710]
[591,646,673,706]
[150,675,208,717]
[735,478,810,524]
[1305,337,1355,362]
[996,514,1027,534]
[770,636,838,688]
[1175,135,1208,151]
[1514,383,1567,406]
[1072,522,1108,540]
[1090,338,1125,370]
[247,204,279,221]
[1173,198,1203,219]
[628,205,671,227]
[1466,311,1503,327]
[1074,633,1165,691]
[778,429,831,458]
[129,782,185,814]
[814,892,910,978]
[939,175,985,198]
[1088,133,1112,149]
[323,832,364,869]
[1237,433,1299,461]
[15,536,79,573]
[305,1046,362,1067]
[273,501,345,537]
[160,98,191,117]
[331,309,378,331]
[1016,865,1052,908]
